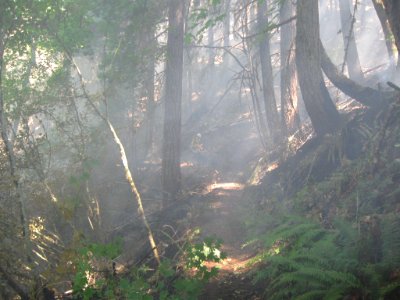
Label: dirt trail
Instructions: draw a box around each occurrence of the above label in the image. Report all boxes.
[192,180,263,300]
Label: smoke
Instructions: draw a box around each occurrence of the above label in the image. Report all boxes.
[319,0,399,86]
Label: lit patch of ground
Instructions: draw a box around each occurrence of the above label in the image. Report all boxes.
[180,161,194,168]
[205,182,244,193]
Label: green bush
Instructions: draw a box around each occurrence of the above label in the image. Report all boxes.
[71,237,226,300]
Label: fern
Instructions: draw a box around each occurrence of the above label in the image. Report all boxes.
[380,281,400,298]
[295,290,327,300]
[252,211,400,299]
[382,214,400,267]
[253,217,369,299]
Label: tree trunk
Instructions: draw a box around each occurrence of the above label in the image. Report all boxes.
[320,39,393,107]
[280,0,300,137]
[145,65,156,155]
[295,0,340,135]
[162,0,185,204]
[223,0,231,49]
[144,39,156,155]
[371,0,395,61]
[257,0,281,143]
[208,8,215,66]
[382,0,400,66]
[338,0,364,82]
[62,45,161,264]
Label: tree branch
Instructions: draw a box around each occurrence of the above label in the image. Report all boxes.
[320,39,394,107]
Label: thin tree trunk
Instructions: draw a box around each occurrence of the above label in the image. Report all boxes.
[280,0,300,137]
[371,0,395,61]
[382,0,400,67]
[63,49,161,264]
[257,0,281,143]
[223,0,231,49]
[208,9,215,66]
[296,0,340,135]
[145,53,156,155]
[162,0,185,204]
[339,0,364,82]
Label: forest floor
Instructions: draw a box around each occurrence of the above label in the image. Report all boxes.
[189,175,264,299]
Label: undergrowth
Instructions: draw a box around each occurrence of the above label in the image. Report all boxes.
[242,96,400,299]
[71,237,226,300]
[249,215,400,300]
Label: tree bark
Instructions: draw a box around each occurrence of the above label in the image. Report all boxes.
[320,39,393,107]
[338,0,364,82]
[223,0,231,49]
[371,0,395,61]
[257,0,281,143]
[144,36,156,155]
[296,0,340,135]
[280,0,300,137]
[162,0,185,204]
[208,7,215,66]
[382,0,400,66]
[145,64,156,155]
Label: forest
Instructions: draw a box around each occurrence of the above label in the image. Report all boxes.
[0,0,400,299]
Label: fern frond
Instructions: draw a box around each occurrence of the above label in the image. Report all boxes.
[382,215,400,267]
[323,284,349,300]
[295,290,327,300]
[380,280,400,298]
[269,270,325,292]
[294,228,327,248]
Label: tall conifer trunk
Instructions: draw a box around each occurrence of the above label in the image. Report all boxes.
[162,0,185,204]
[296,0,340,135]
[280,0,300,137]
[257,0,281,143]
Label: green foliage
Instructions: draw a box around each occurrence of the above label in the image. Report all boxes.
[71,237,225,300]
[185,237,226,281]
[382,215,400,267]
[72,239,123,299]
[252,216,389,299]
[250,212,400,298]
[154,237,226,300]
[185,1,226,44]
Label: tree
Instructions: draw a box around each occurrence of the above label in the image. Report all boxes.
[295,0,340,135]
[223,0,231,49]
[0,1,94,296]
[320,39,393,107]
[162,0,185,204]
[338,0,364,82]
[371,0,396,63]
[257,0,281,143]
[280,0,300,137]
[382,0,400,66]
[0,0,40,238]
